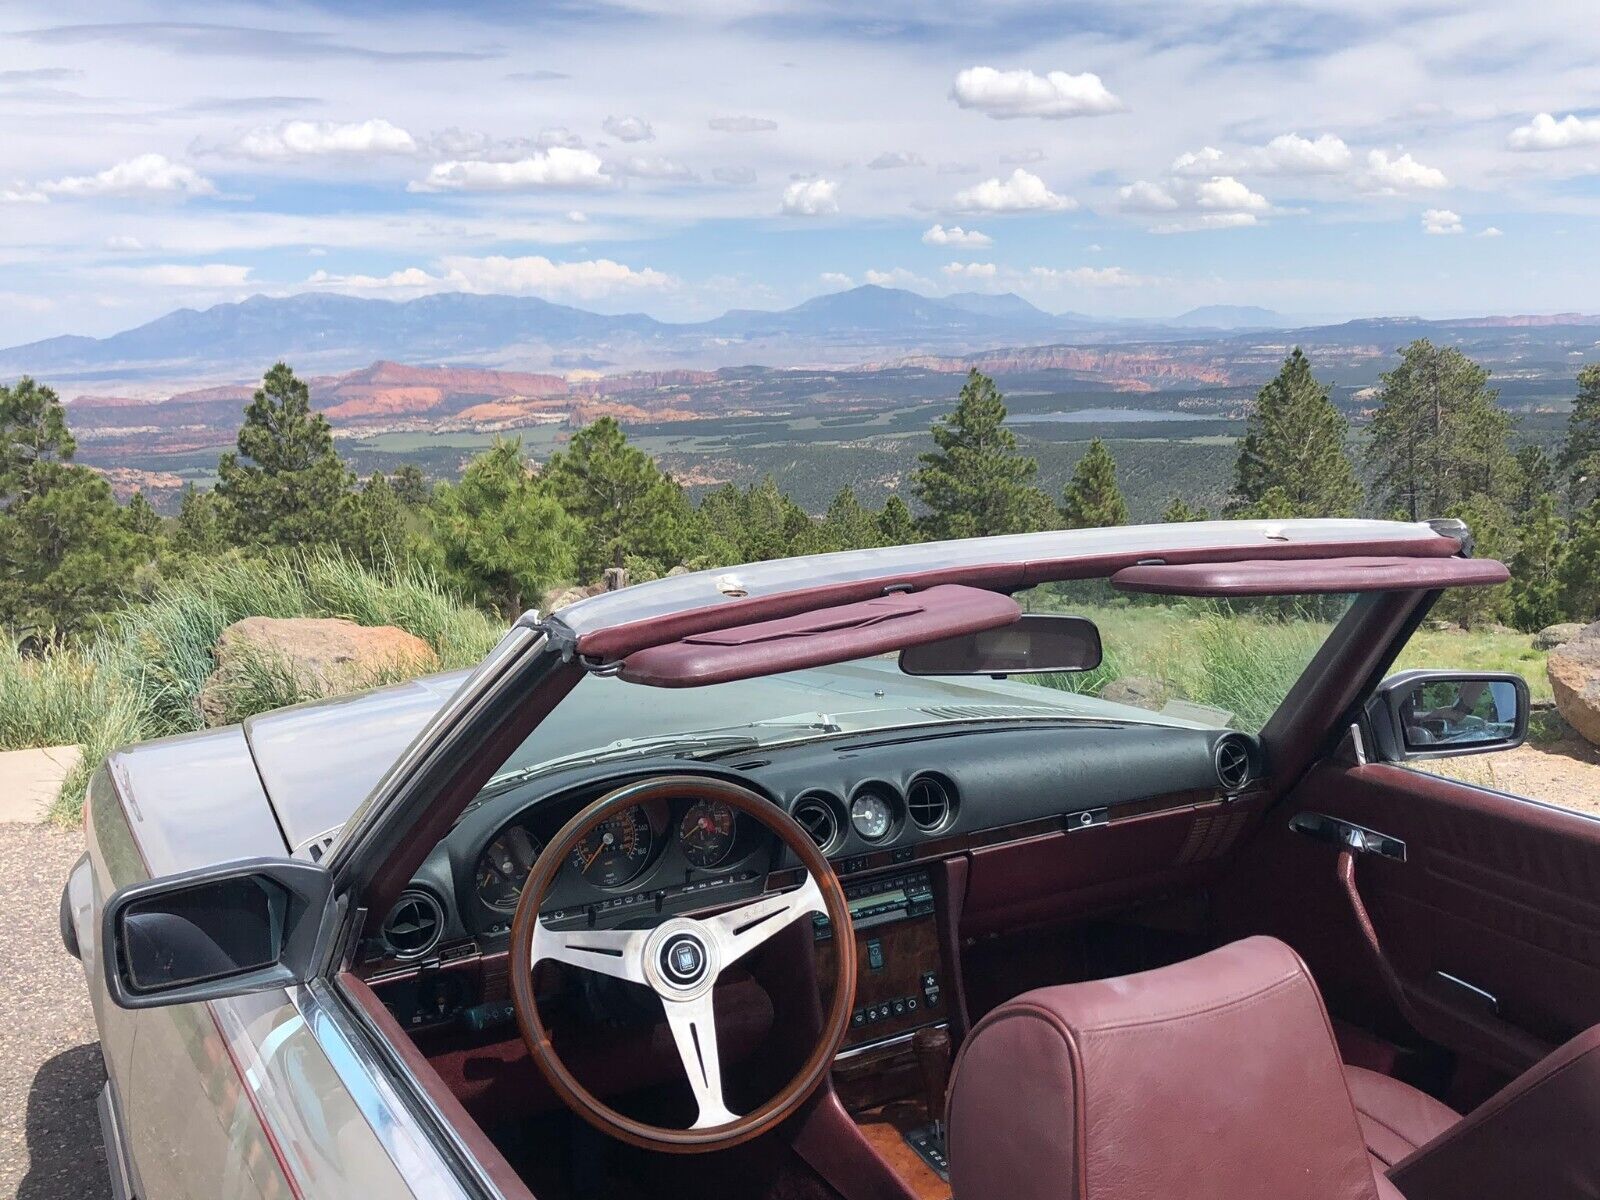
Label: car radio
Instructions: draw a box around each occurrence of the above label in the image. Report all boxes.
[813,868,934,939]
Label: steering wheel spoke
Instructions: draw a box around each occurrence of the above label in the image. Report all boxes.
[662,991,740,1129]
[531,920,649,986]
[704,871,827,967]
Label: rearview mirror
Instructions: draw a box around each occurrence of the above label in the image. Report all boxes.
[899,613,1103,677]
[102,858,334,1009]
[1367,670,1529,762]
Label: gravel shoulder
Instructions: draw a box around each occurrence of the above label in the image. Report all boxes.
[0,823,108,1200]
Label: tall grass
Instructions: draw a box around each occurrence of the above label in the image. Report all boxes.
[0,550,506,825]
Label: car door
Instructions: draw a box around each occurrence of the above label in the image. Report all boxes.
[1220,741,1600,1090]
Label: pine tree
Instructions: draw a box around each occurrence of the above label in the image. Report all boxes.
[342,473,408,567]
[173,484,225,556]
[214,362,354,547]
[1059,439,1129,529]
[913,370,1053,539]
[1559,500,1600,623]
[543,417,685,581]
[0,377,148,634]
[1367,340,1515,520]
[1230,348,1362,518]
[391,463,433,508]
[820,486,881,551]
[1432,495,1514,628]
[1508,494,1566,632]
[1560,364,1600,510]
[122,491,163,537]
[876,495,920,545]
[1162,496,1209,522]
[1512,445,1555,514]
[426,439,578,615]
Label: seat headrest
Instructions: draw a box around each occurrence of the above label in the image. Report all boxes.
[947,936,1388,1200]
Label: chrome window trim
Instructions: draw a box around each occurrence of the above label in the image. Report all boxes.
[296,979,490,1199]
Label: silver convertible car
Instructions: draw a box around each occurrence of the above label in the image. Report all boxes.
[63,520,1600,1200]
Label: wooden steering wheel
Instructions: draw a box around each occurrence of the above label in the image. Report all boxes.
[509,776,857,1153]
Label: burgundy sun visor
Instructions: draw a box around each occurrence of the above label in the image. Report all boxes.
[1110,555,1510,597]
[616,584,1022,688]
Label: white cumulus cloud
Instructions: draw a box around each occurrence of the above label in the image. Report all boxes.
[1478,225,1504,237]
[227,118,417,160]
[603,115,655,143]
[1,184,47,204]
[942,261,998,279]
[312,256,673,300]
[781,178,838,216]
[1365,149,1448,191]
[1172,134,1350,177]
[1030,265,1150,287]
[923,223,991,247]
[951,67,1124,119]
[952,168,1070,212]
[1422,208,1463,234]
[819,272,854,288]
[409,148,609,191]
[41,153,216,198]
[1120,176,1267,223]
[1507,112,1600,151]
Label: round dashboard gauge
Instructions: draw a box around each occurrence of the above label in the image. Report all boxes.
[475,823,543,911]
[850,791,893,842]
[568,805,654,888]
[679,800,738,869]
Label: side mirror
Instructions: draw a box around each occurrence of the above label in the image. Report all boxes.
[899,613,1103,677]
[1367,670,1529,762]
[102,858,334,1010]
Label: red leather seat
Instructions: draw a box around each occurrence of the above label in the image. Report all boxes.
[946,936,1407,1200]
[1344,1065,1459,1173]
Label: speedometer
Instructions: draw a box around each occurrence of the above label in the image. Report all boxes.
[475,823,542,910]
[568,806,654,888]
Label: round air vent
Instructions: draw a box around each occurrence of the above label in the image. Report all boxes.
[791,793,842,853]
[383,889,444,960]
[1214,735,1254,791]
[907,774,956,832]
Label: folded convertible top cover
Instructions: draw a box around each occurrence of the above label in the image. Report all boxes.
[616,584,1022,687]
[1110,555,1509,596]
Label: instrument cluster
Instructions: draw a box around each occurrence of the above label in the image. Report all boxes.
[470,792,757,920]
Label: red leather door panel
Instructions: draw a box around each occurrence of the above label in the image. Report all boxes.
[1217,762,1600,1078]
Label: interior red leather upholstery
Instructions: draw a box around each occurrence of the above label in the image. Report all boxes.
[615,584,1021,686]
[1388,1024,1600,1200]
[1344,1066,1459,1173]
[945,936,1395,1200]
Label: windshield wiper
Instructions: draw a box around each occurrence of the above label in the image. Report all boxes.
[473,732,763,802]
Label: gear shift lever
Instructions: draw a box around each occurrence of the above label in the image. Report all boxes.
[912,1025,952,1135]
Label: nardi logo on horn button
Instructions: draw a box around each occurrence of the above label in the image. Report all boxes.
[660,934,707,985]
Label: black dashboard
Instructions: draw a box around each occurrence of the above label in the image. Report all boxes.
[364,719,1261,969]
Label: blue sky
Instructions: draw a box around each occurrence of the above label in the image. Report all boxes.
[2,0,1599,343]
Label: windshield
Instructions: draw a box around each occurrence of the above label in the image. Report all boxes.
[482,582,1353,793]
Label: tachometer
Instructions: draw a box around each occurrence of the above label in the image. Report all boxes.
[476,823,543,910]
[568,806,654,888]
[679,800,738,869]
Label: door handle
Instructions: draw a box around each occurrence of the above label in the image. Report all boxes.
[1288,812,1407,863]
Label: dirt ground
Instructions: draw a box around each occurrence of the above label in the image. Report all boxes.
[0,823,109,1200]
[1489,737,1600,817]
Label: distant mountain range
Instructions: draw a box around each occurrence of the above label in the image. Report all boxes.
[4,284,1597,392]
[0,286,1304,385]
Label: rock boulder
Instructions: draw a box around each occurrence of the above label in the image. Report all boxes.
[1548,630,1600,747]
[198,616,437,726]
[1535,622,1587,651]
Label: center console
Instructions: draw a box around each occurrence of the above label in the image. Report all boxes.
[814,866,950,1050]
